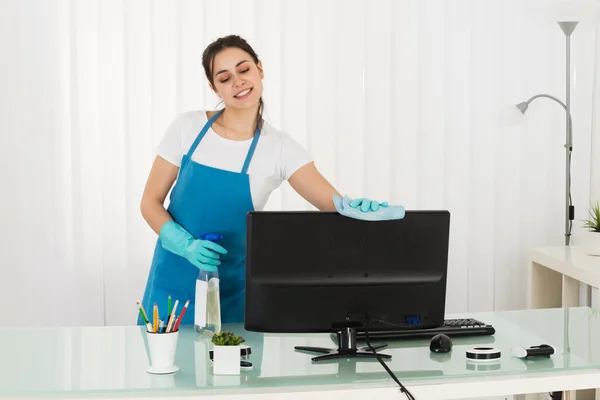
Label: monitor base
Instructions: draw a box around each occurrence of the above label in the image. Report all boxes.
[294,326,391,362]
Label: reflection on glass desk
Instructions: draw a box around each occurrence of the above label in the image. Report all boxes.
[1,307,600,397]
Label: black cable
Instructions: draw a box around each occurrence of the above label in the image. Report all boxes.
[364,318,416,400]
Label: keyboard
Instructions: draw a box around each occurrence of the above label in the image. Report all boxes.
[353,318,495,341]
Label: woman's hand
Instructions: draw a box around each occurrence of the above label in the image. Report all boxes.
[348,198,388,212]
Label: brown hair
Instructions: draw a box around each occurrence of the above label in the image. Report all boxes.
[202,35,264,134]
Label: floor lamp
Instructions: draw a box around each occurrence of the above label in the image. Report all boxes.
[516,21,577,246]
[517,23,578,400]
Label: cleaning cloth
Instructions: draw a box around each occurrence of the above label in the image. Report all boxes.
[333,194,405,221]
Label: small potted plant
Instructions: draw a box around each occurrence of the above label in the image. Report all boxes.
[582,201,600,256]
[211,330,245,375]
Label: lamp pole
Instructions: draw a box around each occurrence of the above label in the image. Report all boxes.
[516,21,577,246]
[560,21,577,247]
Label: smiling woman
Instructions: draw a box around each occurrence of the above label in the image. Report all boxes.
[137,34,388,326]
[203,37,266,141]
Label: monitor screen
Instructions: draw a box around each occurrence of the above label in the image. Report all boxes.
[244,210,450,335]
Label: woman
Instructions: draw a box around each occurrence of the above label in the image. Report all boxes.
[138,35,387,325]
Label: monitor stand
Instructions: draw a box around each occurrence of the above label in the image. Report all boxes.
[294,325,391,362]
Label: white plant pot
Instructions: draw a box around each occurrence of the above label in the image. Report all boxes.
[212,345,240,375]
[585,231,600,256]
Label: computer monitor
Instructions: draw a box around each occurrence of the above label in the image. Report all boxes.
[244,210,450,361]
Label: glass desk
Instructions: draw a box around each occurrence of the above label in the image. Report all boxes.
[1,307,600,399]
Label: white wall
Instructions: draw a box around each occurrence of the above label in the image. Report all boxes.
[591,16,600,203]
[0,0,599,327]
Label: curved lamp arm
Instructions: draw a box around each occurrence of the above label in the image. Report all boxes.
[516,93,572,149]
[522,94,567,110]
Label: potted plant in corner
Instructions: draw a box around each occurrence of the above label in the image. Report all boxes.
[583,201,600,256]
[211,330,245,375]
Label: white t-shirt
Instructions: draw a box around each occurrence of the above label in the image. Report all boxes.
[156,110,312,210]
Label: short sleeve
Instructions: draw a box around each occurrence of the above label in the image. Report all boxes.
[280,133,313,181]
[155,114,191,167]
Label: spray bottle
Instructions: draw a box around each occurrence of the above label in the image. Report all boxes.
[194,233,222,335]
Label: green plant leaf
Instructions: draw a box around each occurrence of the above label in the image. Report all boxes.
[582,201,600,232]
[211,330,245,346]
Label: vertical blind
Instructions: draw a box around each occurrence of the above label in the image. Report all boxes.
[0,0,598,326]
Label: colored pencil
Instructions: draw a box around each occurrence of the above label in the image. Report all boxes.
[166,300,179,332]
[137,301,149,324]
[172,300,189,332]
[153,303,158,333]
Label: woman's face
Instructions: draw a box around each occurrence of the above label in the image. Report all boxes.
[211,47,263,110]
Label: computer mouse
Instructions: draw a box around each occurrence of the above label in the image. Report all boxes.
[430,334,453,353]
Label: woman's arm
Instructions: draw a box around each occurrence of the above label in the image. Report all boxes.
[288,162,341,211]
[140,156,180,234]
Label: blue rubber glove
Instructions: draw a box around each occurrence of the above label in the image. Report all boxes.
[159,220,227,272]
[333,194,404,221]
[349,197,389,212]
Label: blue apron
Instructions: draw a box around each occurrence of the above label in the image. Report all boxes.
[139,109,260,325]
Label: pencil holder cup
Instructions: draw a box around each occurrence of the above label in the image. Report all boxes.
[146,330,179,374]
[150,372,176,388]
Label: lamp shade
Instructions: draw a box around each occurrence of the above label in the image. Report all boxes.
[558,21,579,36]
[516,102,529,114]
